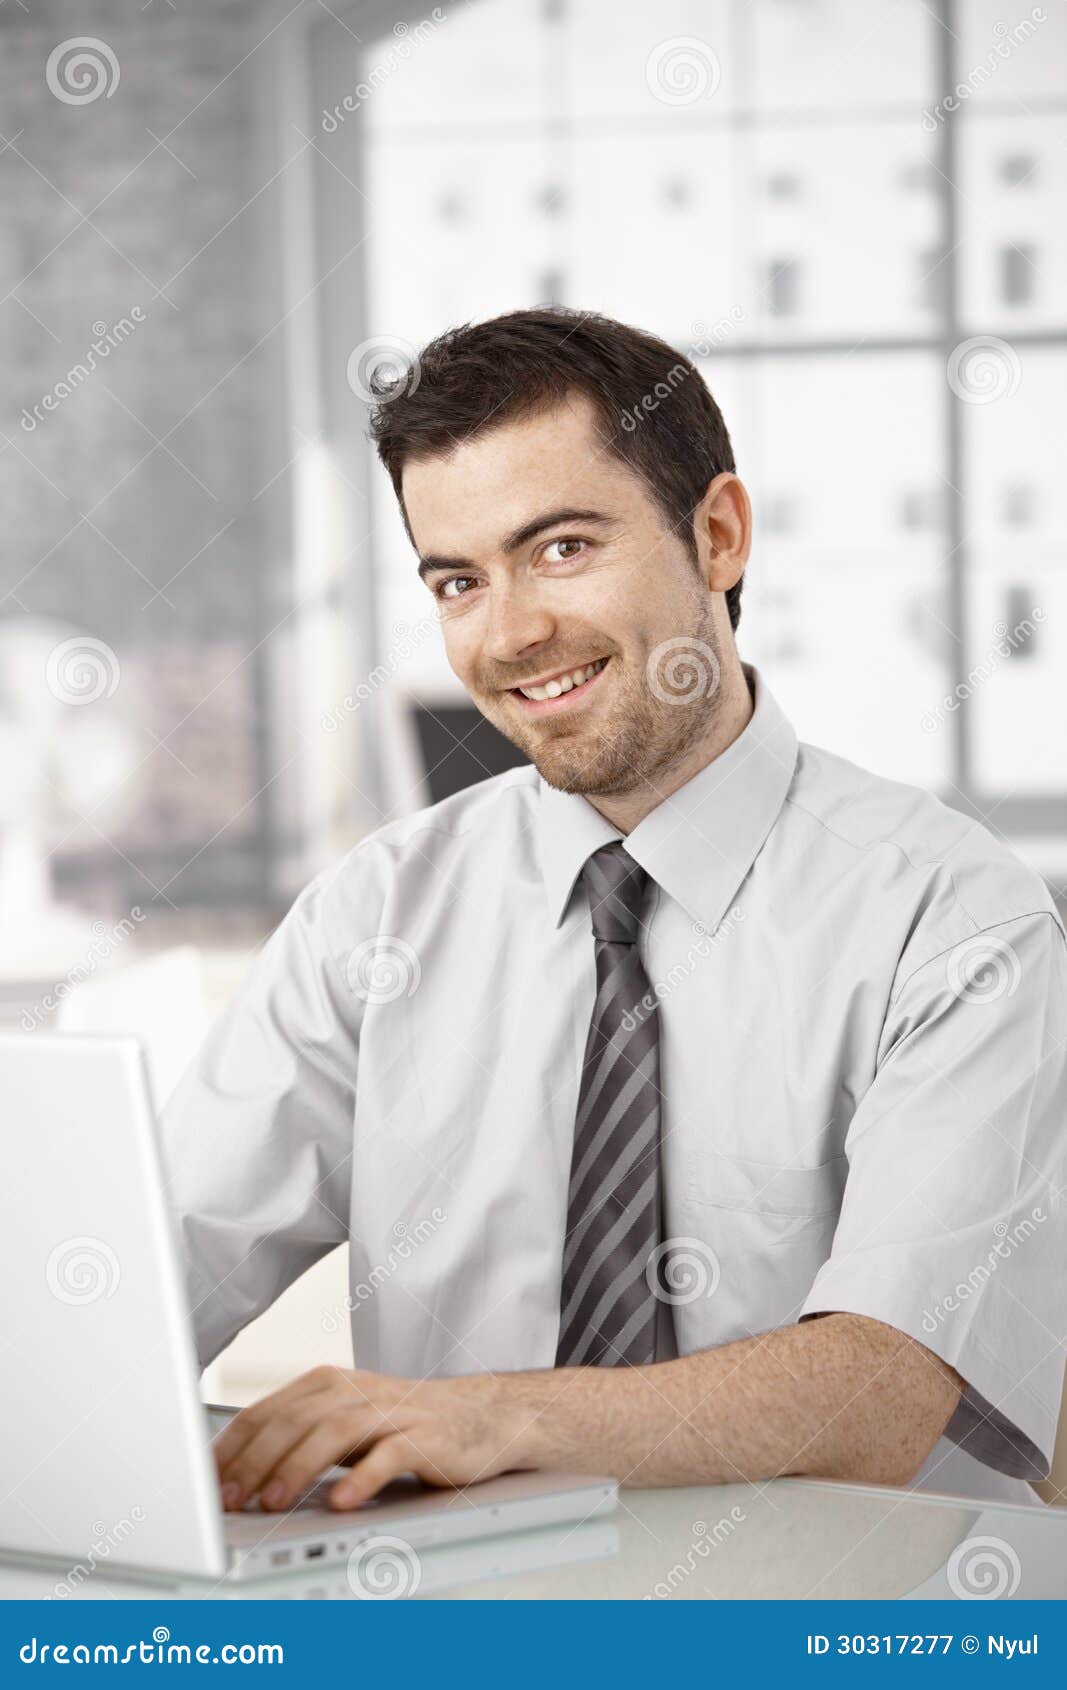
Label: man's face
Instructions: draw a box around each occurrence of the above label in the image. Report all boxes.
[402,393,725,797]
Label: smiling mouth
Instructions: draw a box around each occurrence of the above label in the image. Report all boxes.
[508,656,610,712]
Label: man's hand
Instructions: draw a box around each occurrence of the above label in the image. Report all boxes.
[213,1314,964,1514]
[213,1365,545,1513]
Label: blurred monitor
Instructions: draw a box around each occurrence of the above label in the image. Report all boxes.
[382,688,530,816]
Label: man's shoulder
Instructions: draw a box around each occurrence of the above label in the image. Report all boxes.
[785,737,1061,945]
[315,764,540,895]
[365,762,539,852]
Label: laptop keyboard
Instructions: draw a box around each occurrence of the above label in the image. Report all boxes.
[242,1474,378,1514]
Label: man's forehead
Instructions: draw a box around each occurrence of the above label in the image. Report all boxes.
[402,394,627,554]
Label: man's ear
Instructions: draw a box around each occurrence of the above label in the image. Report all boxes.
[692,473,751,595]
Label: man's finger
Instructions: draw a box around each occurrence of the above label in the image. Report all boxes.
[212,1368,338,1474]
[257,1411,393,1511]
[329,1432,426,1509]
[218,1412,319,1508]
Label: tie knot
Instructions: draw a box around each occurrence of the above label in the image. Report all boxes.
[581,842,649,944]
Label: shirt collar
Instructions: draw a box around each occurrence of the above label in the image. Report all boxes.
[536,664,799,934]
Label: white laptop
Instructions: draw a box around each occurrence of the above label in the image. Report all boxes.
[0,1032,617,1586]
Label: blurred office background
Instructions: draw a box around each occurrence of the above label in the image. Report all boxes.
[1,0,1064,1425]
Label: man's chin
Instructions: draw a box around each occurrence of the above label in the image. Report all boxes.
[528,744,642,797]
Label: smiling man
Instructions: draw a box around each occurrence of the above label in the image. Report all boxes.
[162,307,1066,1519]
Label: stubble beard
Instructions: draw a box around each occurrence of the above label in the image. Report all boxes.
[488,608,724,799]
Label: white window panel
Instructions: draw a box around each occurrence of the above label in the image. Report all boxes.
[958,114,1067,333]
[738,122,941,340]
[692,356,752,468]
[360,0,549,136]
[562,0,736,120]
[364,133,555,339]
[955,0,1066,107]
[749,0,932,113]
[567,131,739,336]
[961,347,1067,546]
[741,550,952,789]
[744,353,945,551]
[968,553,1066,794]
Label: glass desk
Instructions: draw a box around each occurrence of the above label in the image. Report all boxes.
[1,1479,1064,1601]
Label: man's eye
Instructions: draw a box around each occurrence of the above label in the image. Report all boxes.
[437,576,476,600]
[543,537,586,564]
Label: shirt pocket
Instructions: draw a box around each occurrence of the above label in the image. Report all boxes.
[680,1147,847,1218]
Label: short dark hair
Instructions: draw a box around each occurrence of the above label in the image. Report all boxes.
[367,306,743,631]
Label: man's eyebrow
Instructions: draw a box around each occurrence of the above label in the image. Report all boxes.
[415,507,616,580]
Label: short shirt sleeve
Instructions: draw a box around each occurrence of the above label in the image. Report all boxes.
[158,867,362,1369]
[799,910,1067,1481]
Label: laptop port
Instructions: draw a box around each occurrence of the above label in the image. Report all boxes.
[269,1549,292,1567]
[304,1543,326,1559]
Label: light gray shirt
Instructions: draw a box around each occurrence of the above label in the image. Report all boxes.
[160,666,1067,1508]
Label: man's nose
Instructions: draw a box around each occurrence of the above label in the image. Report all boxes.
[483,582,556,664]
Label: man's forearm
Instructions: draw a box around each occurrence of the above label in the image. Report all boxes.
[494,1313,964,1490]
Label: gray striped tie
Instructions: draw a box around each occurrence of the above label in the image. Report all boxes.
[556,842,663,1369]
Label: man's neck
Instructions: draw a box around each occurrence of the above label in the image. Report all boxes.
[587,658,755,835]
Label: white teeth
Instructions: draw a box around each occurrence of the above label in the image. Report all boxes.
[518,657,607,702]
